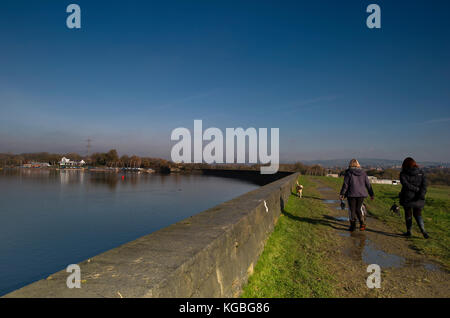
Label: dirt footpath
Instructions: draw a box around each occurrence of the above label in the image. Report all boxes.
[310,178,449,298]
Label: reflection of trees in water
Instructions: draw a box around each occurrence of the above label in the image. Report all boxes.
[0,168,60,184]
[123,173,139,188]
[1,170,161,190]
[170,173,181,185]
[88,173,120,190]
[1,168,276,191]
[87,172,150,190]
[158,174,169,185]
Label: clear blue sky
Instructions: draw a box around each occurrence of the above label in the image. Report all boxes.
[1,0,449,162]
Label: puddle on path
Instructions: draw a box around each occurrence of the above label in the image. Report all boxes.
[323,199,340,204]
[340,232,405,268]
[363,242,405,268]
[405,260,442,272]
[423,263,440,271]
[339,232,445,272]
[318,181,444,273]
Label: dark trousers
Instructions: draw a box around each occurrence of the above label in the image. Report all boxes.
[404,206,424,232]
[348,197,365,224]
[404,207,422,219]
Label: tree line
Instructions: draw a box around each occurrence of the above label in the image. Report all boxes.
[0,151,329,176]
[3,151,447,184]
[0,150,172,173]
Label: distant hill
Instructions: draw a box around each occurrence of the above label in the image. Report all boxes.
[300,158,449,168]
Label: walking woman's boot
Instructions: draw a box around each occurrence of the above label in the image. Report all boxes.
[415,215,430,239]
[402,217,412,237]
[349,221,356,232]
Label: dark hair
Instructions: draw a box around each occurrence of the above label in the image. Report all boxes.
[402,157,418,170]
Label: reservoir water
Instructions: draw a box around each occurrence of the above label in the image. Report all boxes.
[0,169,260,296]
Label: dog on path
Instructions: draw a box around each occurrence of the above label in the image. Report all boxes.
[296,181,304,198]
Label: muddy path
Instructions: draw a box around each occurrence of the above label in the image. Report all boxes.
[310,178,450,297]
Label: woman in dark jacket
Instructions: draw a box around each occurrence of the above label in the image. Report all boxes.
[340,159,374,231]
[399,157,429,239]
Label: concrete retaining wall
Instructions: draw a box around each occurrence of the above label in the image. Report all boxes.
[5,172,299,298]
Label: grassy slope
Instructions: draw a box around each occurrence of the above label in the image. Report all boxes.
[319,176,450,267]
[241,176,336,298]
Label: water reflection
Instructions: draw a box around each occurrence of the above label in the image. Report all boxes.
[0,169,260,296]
[323,199,340,204]
[86,172,119,189]
[340,232,406,268]
[349,232,367,261]
[1,169,212,191]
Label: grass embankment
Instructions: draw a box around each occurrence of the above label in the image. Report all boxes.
[319,176,450,267]
[241,176,336,297]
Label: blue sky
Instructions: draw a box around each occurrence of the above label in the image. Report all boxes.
[0,0,449,162]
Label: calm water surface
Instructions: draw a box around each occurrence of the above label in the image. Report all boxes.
[0,169,259,296]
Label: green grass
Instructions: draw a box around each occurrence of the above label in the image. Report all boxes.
[318,176,450,268]
[241,176,336,298]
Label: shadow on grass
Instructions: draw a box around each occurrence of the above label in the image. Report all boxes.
[299,195,323,201]
[281,208,403,238]
[365,227,404,238]
[322,215,404,238]
[281,209,348,231]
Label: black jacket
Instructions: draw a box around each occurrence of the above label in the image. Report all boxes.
[340,168,374,198]
[399,167,427,208]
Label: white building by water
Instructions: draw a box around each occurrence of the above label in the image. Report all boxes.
[59,157,85,167]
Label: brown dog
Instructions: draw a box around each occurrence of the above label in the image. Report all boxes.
[296,181,304,198]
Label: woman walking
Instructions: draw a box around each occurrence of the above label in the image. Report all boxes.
[340,159,374,231]
[399,157,429,239]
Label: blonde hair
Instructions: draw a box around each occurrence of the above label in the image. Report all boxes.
[349,159,361,168]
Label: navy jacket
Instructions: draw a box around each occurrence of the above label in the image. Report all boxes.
[340,168,374,198]
[399,167,427,208]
